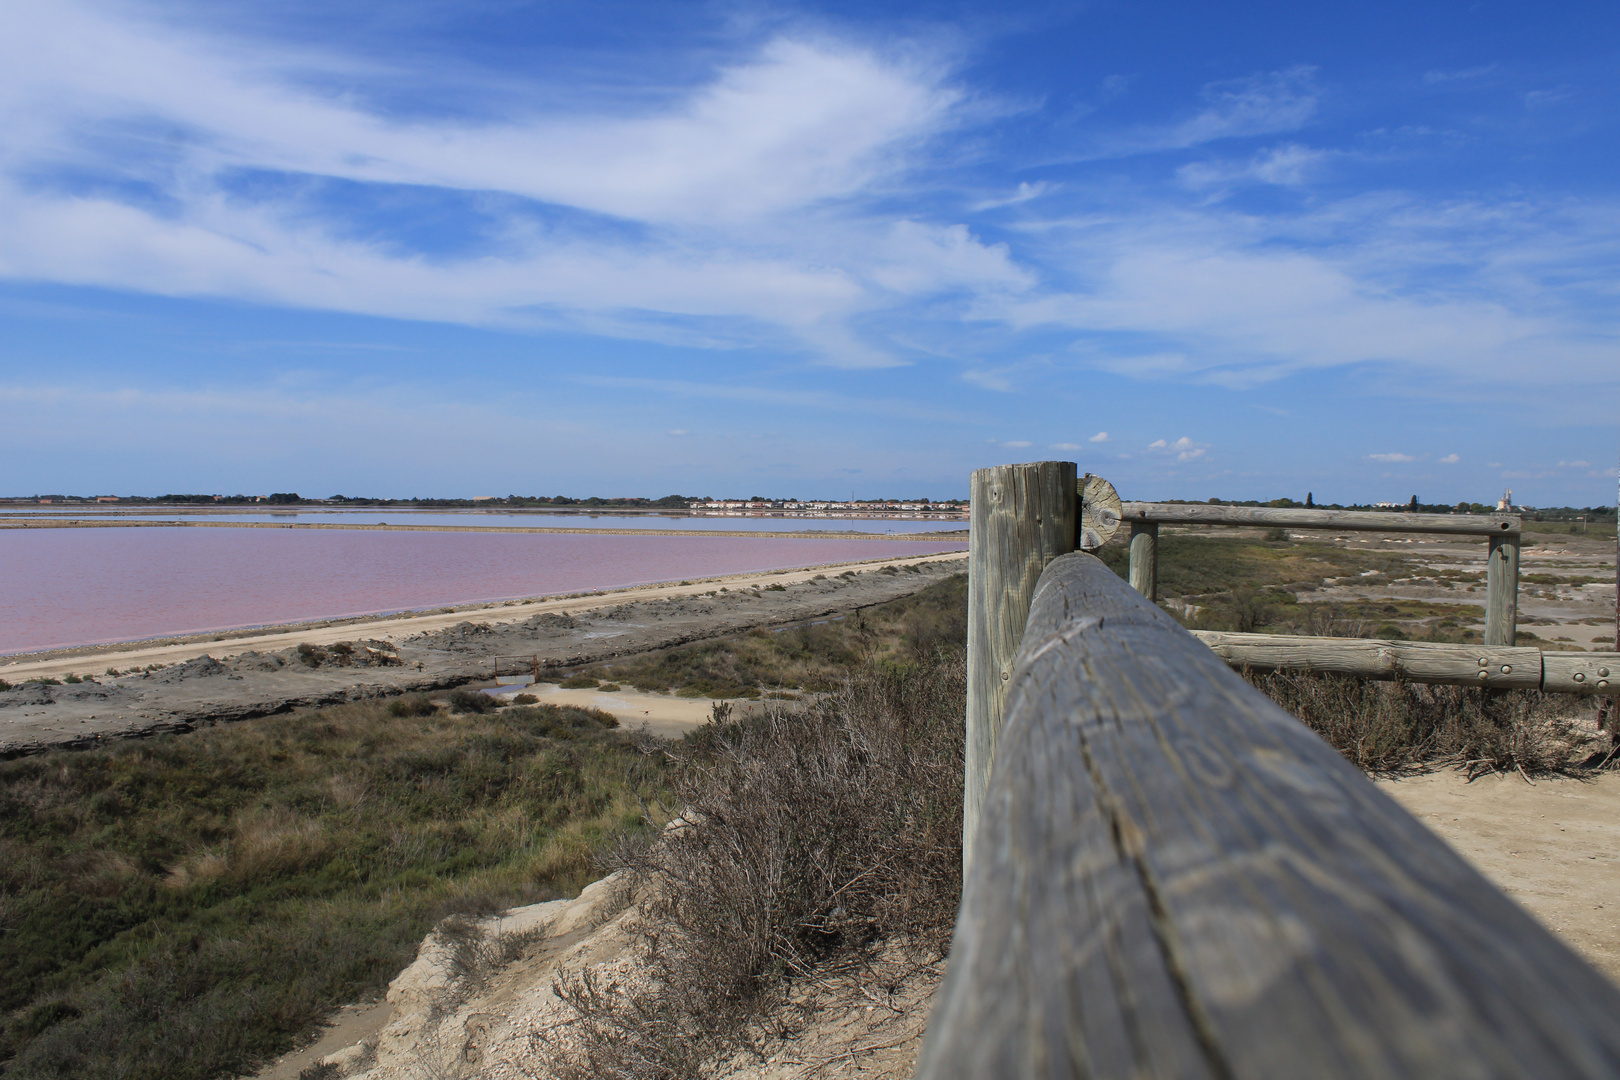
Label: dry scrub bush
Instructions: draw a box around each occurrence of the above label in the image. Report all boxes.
[1249,670,1609,774]
[540,656,966,1079]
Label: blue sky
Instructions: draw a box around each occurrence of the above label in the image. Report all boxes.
[1,0,1616,504]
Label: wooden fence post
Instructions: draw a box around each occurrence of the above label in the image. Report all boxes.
[1486,531,1520,647]
[964,461,1076,873]
[1128,520,1158,600]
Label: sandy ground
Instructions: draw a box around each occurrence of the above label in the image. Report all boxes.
[1304,530,1617,648]
[1378,769,1620,982]
[486,682,793,738]
[0,552,965,756]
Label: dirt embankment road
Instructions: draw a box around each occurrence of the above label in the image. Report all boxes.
[0,552,966,757]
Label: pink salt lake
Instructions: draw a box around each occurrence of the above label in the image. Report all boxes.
[0,526,966,655]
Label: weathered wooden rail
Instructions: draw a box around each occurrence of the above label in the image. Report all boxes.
[929,461,1620,1078]
[1194,630,1617,694]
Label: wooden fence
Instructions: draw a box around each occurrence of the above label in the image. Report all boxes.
[1119,501,1523,645]
[925,460,1620,1079]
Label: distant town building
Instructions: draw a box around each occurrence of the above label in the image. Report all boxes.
[1496,489,1512,512]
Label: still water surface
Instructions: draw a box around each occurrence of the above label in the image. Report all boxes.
[3,509,965,533]
[1,527,966,654]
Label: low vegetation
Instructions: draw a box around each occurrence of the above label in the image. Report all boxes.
[0,699,664,1080]
[1097,531,1502,640]
[1248,672,1607,774]
[561,566,966,698]
[543,655,966,1079]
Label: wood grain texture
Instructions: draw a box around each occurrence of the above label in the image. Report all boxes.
[1121,502,1521,537]
[1485,533,1520,647]
[1542,652,1620,696]
[1192,631,1620,696]
[1128,519,1158,601]
[918,551,1620,1080]
[964,461,1076,873]
[1191,631,1542,689]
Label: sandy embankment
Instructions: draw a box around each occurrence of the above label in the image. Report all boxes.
[0,552,966,756]
[259,768,1620,1080]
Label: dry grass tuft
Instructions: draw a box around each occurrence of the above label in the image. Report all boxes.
[1248,670,1611,775]
[539,656,966,1079]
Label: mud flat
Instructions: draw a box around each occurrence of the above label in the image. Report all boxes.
[0,552,965,757]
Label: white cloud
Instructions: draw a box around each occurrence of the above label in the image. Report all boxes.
[0,7,960,226]
[1050,442,1082,450]
[1368,452,1417,463]
[868,221,1032,296]
[1148,436,1208,461]
[1178,144,1329,189]
[1438,453,1460,464]
[1088,431,1110,442]
[1003,440,1033,448]
[962,369,1014,392]
[1423,66,1498,85]
[668,429,689,436]
[1558,460,1592,468]
[993,198,1620,390]
[970,181,1055,212]
[0,3,998,366]
[1104,67,1318,157]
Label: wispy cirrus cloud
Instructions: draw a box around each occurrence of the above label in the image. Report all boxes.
[1094,66,1319,159]
[0,1,1015,368]
[1177,144,1330,189]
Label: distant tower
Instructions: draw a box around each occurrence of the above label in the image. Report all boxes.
[1496,488,1512,512]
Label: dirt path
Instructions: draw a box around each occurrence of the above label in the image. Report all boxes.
[1377,769,1620,981]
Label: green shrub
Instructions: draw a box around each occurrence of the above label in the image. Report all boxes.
[558,675,600,689]
[386,694,438,718]
[447,688,495,714]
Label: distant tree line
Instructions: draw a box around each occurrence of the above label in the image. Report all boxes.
[1156,496,1616,519]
